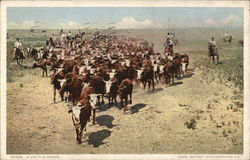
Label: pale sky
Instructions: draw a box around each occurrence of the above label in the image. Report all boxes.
[7,7,244,29]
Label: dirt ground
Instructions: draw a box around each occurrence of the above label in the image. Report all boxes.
[7,53,243,154]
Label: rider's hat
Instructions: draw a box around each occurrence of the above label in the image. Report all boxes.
[211,37,214,39]
[16,37,20,40]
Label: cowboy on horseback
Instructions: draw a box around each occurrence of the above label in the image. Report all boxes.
[208,37,216,56]
[13,37,24,60]
[208,37,219,63]
[164,33,174,55]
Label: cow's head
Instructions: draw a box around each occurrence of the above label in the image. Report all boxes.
[104,80,112,94]
[89,94,101,109]
[150,58,155,64]
[153,64,158,72]
[108,71,116,80]
[90,68,96,74]
[167,55,174,61]
[125,59,130,67]
[121,61,125,66]
[159,65,164,74]
[58,79,67,88]
[136,68,144,80]
[69,106,82,128]
[78,66,86,76]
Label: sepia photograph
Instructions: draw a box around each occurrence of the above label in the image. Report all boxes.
[0,0,249,159]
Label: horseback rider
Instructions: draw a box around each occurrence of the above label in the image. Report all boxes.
[164,32,174,55]
[13,37,23,60]
[208,37,217,57]
[166,32,171,41]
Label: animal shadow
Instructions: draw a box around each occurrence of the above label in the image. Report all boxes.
[184,72,194,78]
[148,88,163,94]
[87,129,111,147]
[98,103,111,112]
[96,115,116,128]
[171,81,183,86]
[130,103,147,114]
[21,65,32,69]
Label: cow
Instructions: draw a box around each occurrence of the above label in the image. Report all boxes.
[223,34,232,45]
[136,60,155,91]
[104,77,119,106]
[172,53,182,78]
[89,75,106,106]
[68,104,92,144]
[78,86,101,125]
[59,73,84,105]
[180,54,189,77]
[163,61,175,86]
[50,68,65,102]
[32,59,48,77]
[118,78,133,112]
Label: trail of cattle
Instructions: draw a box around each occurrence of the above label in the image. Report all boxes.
[7,53,243,154]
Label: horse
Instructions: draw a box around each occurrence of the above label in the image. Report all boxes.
[209,46,219,63]
[223,35,232,45]
[164,45,173,56]
[239,40,244,47]
[172,38,179,46]
[14,48,25,65]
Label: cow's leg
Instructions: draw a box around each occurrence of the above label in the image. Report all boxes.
[148,80,151,91]
[53,87,56,103]
[45,68,48,77]
[152,78,155,91]
[172,74,175,86]
[79,122,87,142]
[123,97,128,112]
[143,81,146,90]
[42,68,44,77]
[59,90,64,101]
[75,128,80,144]
[101,94,105,104]
[114,95,117,105]
[108,96,111,105]
[129,92,132,104]
[120,98,124,108]
[155,72,159,83]
[92,109,96,124]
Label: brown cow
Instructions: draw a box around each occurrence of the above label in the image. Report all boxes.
[59,73,84,105]
[89,75,106,106]
[118,78,133,112]
[50,68,65,102]
[163,61,175,86]
[32,59,48,77]
[68,104,92,144]
[104,77,119,106]
[78,86,101,125]
[136,60,155,91]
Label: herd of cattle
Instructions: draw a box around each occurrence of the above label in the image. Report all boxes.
[28,33,189,144]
